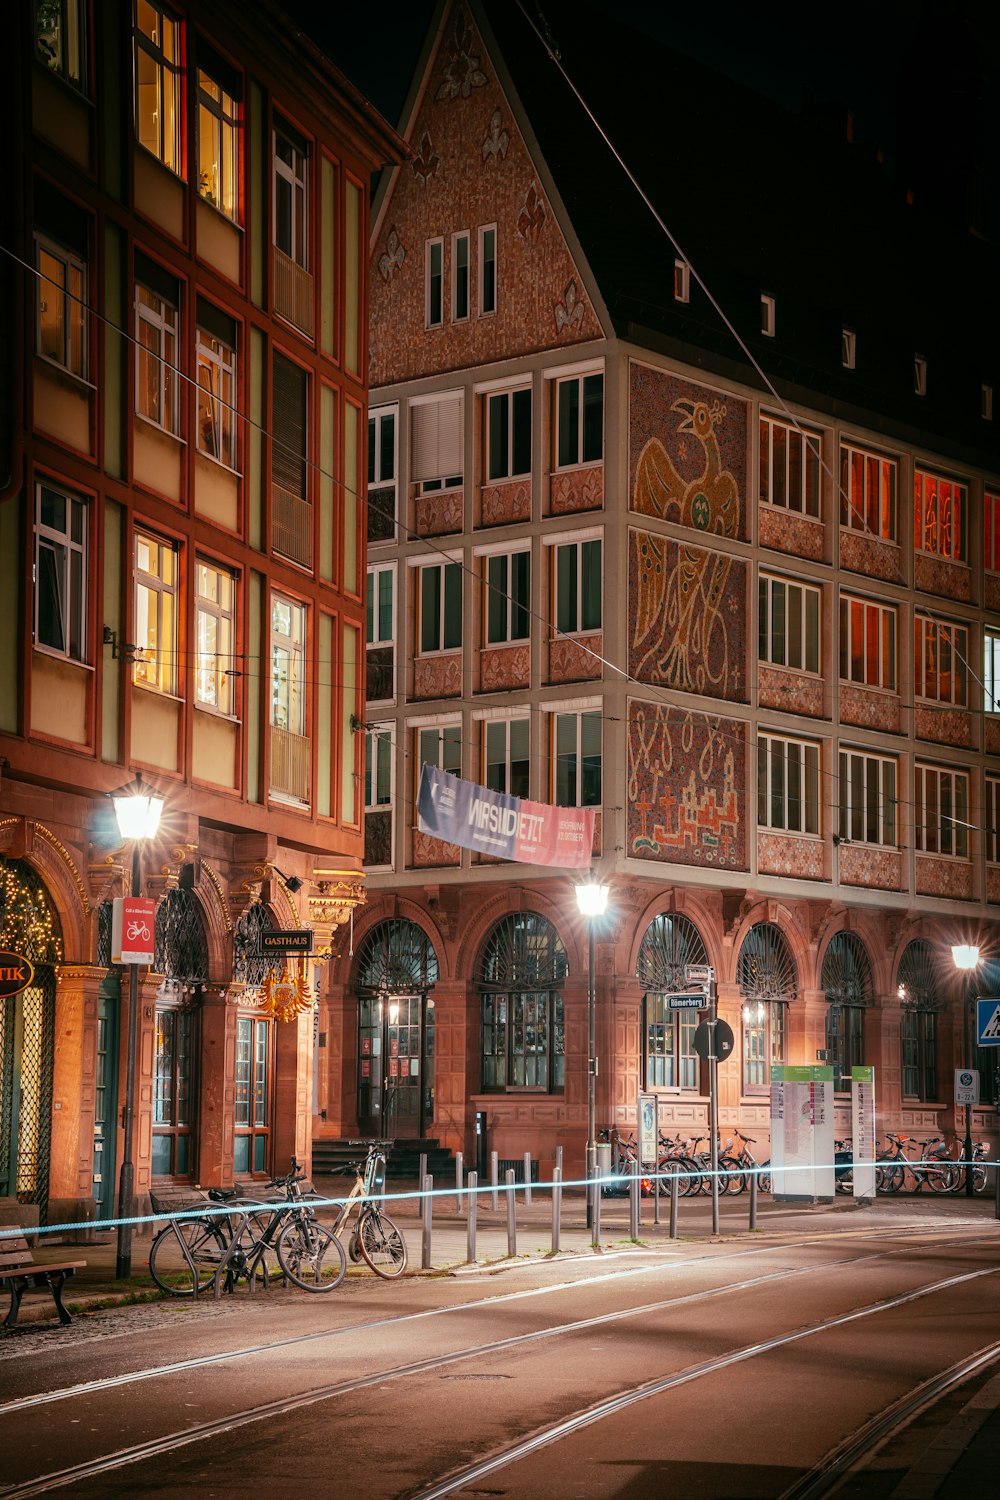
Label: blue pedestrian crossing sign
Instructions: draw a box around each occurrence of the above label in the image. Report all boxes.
[976,998,1000,1046]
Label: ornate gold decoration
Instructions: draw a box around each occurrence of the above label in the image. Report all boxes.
[258,965,312,1022]
[35,826,92,916]
[200,861,232,933]
[309,868,366,959]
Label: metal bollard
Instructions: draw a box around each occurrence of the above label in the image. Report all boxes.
[456,1151,464,1215]
[995,1158,1000,1222]
[421,1173,433,1270]
[592,1168,601,1246]
[491,1151,499,1211]
[523,1152,532,1207]
[749,1168,758,1232]
[653,1165,660,1226]
[551,1166,562,1254]
[669,1170,679,1238]
[629,1163,640,1239]
[505,1168,517,1258]
[418,1153,428,1206]
[467,1170,478,1262]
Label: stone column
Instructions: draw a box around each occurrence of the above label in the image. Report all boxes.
[195,984,237,1188]
[129,971,162,1224]
[272,1002,314,1176]
[428,978,470,1156]
[49,965,105,1229]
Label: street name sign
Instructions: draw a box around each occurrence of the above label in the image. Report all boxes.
[976,998,1000,1046]
[667,993,707,1010]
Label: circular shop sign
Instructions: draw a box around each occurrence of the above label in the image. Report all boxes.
[0,951,35,998]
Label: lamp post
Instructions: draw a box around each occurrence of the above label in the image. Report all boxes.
[112,774,164,1279]
[951,943,980,1199]
[576,877,609,1229]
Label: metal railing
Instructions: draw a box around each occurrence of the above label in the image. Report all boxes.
[272,247,314,337]
[270,725,310,804]
[272,483,312,568]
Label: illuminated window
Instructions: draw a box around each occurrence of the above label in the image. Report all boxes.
[134,531,178,695]
[198,64,240,221]
[35,0,86,88]
[133,1,181,173]
[759,574,820,672]
[839,594,896,689]
[36,234,86,378]
[759,414,821,516]
[195,560,235,716]
[985,633,1000,714]
[984,493,1000,573]
[914,615,968,706]
[196,308,237,468]
[234,1016,270,1175]
[914,470,967,562]
[273,120,308,267]
[135,273,179,434]
[840,441,896,540]
[35,482,87,662]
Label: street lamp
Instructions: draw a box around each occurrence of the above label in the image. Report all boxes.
[576,876,609,1229]
[112,774,164,1278]
[952,943,980,1199]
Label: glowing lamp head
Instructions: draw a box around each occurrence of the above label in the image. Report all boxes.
[576,881,609,919]
[112,775,164,841]
[951,944,980,972]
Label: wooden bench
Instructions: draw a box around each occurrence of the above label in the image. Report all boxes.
[0,1231,86,1332]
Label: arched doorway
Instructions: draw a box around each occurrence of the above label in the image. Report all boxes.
[636,913,709,1090]
[737,922,797,1095]
[822,932,875,1091]
[152,888,210,1179]
[355,919,438,1138]
[0,858,61,1222]
[232,902,279,1175]
[896,939,940,1104]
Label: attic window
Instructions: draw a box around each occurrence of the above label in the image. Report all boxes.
[842,329,856,370]
[761,293,775,337]
[983,384,994,422]
[674,259,690,304]
[914,355,927,397]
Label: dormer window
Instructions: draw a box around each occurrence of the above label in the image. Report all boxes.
[761,293,775,337]
[674,259,690,303]
[914,355,927,396]
[842,328,856,370]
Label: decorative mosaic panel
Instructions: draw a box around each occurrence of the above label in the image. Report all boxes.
[986,575,1000,613]
[549,463,604,516]
[629,366,748,541]
[414,488,463,537]
[988,866,1000,905]
[839,530,901,583]
[480,479,530,527]
[839,845,904,891]
[758,666,824,718]
[629,529,747,701]
[480,644,530,691]
[368,5,601,386]
[548,633,602,684]
[916,855,973,899]
[759,505,825,561]
[914,554,971,603]
[758,832,825,880]
[364,810,392,867]
[626,702,745,869]
[414,652,462,699]
[913,705,972,748]
[412,828,461,867]
[986,719,1000,755]
[840,684,901,734]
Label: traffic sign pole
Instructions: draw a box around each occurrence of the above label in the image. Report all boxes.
[708,977,720,1235]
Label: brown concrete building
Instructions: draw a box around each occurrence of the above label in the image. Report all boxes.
[0,1,402,1226]
[323,0,1000,1182]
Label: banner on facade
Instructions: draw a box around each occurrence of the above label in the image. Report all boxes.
[416,763,595,868]
[112,896,156,965]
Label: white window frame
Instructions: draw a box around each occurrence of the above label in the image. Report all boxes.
[552,706,602,808]
[554,370,604,471]
[551,534,602,635]
[914,614,969,707]
[757,733,821,835]
[840,441,897,540]
[985,632,1000,714]
[270,593,306,735]
[366,562,395,649]
[486,385,532,483]
[914,354,927,396]
[451,230,470,323]
[133,1,181,173]
[478,223,497,316]
[761,292,775,337]
[842,328,856,369]
[914,762,969,858]
[364,724,394,810]
[417,720,462,779]
[426,237,443,327]
[482,547,530,646]
[194,559,236,716]
[196,325,237,469]
[838,748,897,847]
[35,0,86,89]
[273,122,308,268]
[674,258,690,303]
[759,413,821,516]
[34,481,87,663]
[136,282,179,434]
[198,67,240,222]
[914,470,967,562]
[36,233,87,379]
[483,715,530,798]
[416,559,463,655]
[839,594,896,690]
[759,573,820,673]
[368,406,397,488]
[986,777,1000,864]
[134,530,178,695]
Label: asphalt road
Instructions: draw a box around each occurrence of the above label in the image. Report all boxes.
[3,1212,1000,1499]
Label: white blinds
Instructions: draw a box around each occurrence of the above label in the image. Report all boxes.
[410,393,463,482]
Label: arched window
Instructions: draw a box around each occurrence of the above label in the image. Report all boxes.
[636,913,708,1090]
[151,888,209,1179]
[737,922,796,1093]
[479,913,567,1093]
[897,940,940,1103]
[231,903,279,1176]
[356,918,439,992]
[822,932,874,1090]
[355,919,439,1137]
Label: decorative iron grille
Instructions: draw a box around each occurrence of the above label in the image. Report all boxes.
[154,888,210,984]
[636,913,708,992]
[737,922,797,1002]
[478,913,568,990]
[356,918,439,995]
[822,931,874,1006]
[233,903,278,990]
[896,939,940,1009]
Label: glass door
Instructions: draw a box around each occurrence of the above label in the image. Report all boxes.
[358,994,434,1139]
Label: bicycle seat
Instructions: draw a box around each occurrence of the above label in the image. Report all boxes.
[207,1187,239,1202]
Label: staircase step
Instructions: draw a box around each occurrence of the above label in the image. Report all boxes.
[312,1138,458,1180]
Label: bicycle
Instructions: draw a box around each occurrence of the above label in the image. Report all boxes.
[656,1134,702,1197]
[730,1130,771,1194]
[875,1133,958,1194]
[954,1138,990,1195]
[328,1140,408,1278]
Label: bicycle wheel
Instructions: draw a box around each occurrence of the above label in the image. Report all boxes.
[927,1162,959,1193]
[972,1164,988,1194]
[357,1208,408,1278]
[149,1218,227,1295]
[877,1162,903,1193]
[720,1156,746,1195]
[757,1161,771,1194]
[277,1218,346,1291]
